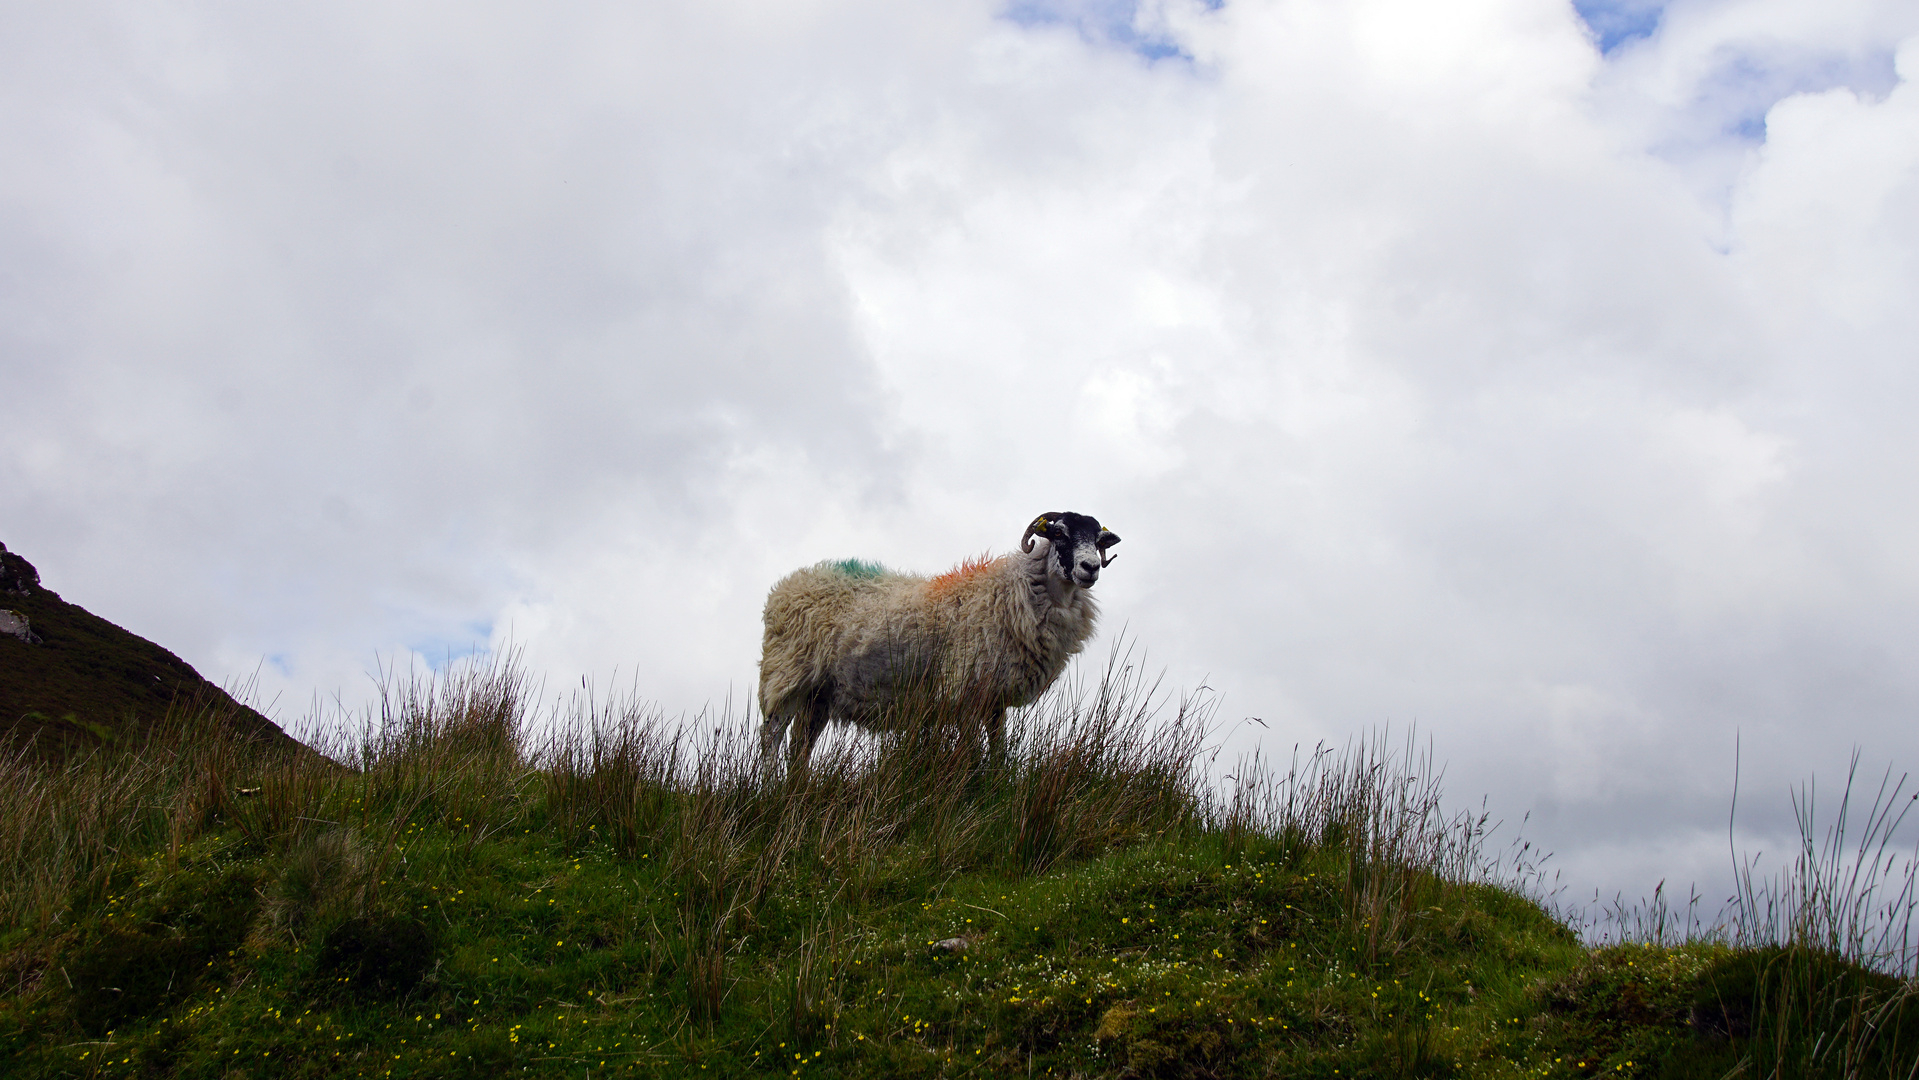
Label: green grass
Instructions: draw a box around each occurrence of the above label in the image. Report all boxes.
[1,651,1914,1078]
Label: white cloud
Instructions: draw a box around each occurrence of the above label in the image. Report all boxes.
[5,0,1919,918]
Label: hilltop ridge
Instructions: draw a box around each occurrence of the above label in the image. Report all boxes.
[0,540,293,758]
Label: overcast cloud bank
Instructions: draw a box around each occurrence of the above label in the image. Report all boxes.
[5,0,1919,915]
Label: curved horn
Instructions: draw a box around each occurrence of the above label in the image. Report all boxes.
[1021,515,1050,553]
[1097,527,1120,566]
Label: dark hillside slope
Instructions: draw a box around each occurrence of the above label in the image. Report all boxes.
[0,540,293,758]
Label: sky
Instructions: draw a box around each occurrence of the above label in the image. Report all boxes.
[5,0,1919,924]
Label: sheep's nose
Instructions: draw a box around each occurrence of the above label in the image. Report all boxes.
[1078,559,1099,576]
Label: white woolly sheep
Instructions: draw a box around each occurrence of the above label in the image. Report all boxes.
[757,511,1121,768]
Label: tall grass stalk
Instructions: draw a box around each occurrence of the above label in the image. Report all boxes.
[1693,743,1919,1078]
[0,644,1218,941]
[1730,746,1919,976]
[1215,728,1521,965]
[1,641,1548,980]
[536,639,1214,929]
[0,690,280,929]
[1586,879,1710,949]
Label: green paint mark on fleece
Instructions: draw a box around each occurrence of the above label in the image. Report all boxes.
[829,559,888,579]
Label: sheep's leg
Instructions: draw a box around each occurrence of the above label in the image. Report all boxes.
[987,708,1008,769]
[787,721,816,770]
[758,714,791,764]
[787,693,832,771]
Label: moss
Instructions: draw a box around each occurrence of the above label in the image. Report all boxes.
[311,914,439,1000]
[1519,941,1919,1079]
[52,858,261,1035]
[6,807,1917,1079]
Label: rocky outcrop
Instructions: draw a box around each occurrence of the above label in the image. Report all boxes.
[1,541,40,595]
[0,540,295,758]
[0,608,40,644]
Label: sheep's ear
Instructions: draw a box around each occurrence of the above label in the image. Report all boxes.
[1096,528,1120,549]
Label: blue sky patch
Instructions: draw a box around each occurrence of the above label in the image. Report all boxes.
[1706,47,1899,144]
[1572,2,1901,150]
[1003,0,1221,63]
[1573,0,1665,54]
[408,621,495,670]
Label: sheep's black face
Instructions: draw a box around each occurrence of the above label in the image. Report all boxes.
[1024,511,1120,588]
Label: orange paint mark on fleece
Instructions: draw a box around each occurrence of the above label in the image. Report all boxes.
[926,554,996,599]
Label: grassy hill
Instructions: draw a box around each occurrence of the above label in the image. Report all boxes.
[1,654,1915,1079]
[0,542,294,760]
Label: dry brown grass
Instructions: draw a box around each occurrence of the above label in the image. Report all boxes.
[0,642,1216,945]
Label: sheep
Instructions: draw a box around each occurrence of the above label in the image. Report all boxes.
[757,511,1121,768]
